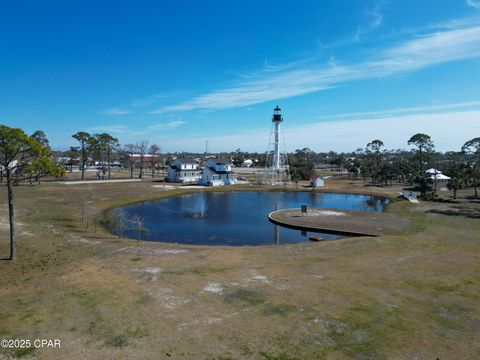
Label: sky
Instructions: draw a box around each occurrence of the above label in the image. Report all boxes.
[1,0,480,153]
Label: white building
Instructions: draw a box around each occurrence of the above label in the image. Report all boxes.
[426,168,451,191]
[309,176,325,188]
[166,158,202,183]
[242,159,253,167]
[201,158,238,186]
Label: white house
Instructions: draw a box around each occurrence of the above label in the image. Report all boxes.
[201,158,238,186]
[166,158,202,183]
[242,159,253,167]
[426,168,451,191]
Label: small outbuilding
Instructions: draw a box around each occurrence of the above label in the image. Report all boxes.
[310,176,325,188]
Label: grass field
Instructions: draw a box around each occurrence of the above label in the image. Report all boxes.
[0,178,479,359]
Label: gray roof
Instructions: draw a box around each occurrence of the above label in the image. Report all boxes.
[176,157,197,164]
[210,157,232,165]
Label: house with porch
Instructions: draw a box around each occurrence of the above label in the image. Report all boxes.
[166,158,202,183]
[426,168,451,191]
[201,158,238,186]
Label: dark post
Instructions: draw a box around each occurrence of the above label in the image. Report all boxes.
[301,205,307,216]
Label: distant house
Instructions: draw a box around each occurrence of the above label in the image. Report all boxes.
[426,168,450,191]
[201,158,238,186]
[0,159,18,174]
[166,158,202,183]
[242,159,253,167]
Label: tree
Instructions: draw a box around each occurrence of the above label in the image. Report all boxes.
[66,146,80,172]
[347,159,361,180]
[99,210,128,238]
[408,133,434,173]
[24,147,65,184]
[31,130,50,149]
[391,149,412,184]
[289,148,316,180]
[72,131,92,180]
[23,131,64,184]
[366,140,384,185]
[149,144,160,178]
[462,137,480,197]
[0,125,62,260]
[447,166,465,200]
[414,172,432,198]
[124,143,136,179]
[94,133,119,180]
[136,140,149,179]
[232,148,245,166]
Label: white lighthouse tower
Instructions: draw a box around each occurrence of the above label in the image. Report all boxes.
[264,106,290,184]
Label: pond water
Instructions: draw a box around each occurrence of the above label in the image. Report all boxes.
[111,191,388,246]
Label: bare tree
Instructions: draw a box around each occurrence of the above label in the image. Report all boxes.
[149,144,160,178]
[99,210,128,238]
[130,214,146,240]
[124,143,136,179]
[137,140,149,179]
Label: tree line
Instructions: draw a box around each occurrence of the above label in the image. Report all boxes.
[285,134,480,199]
[70,132,161,180]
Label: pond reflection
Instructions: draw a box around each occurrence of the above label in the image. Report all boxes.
[111,191,388,246]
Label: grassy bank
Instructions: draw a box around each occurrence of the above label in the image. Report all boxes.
[0,179,479,359]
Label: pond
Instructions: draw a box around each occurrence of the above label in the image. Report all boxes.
[110,191,388,246]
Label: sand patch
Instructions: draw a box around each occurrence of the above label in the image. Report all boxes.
[203,282,224,294]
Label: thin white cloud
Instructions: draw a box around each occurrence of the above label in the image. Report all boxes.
[157,110,480,153]
[372,25,480,75]
[89,125,128,134]
[89,120,186,138]
[147,120,186,131]
[467,0,480,9]
[354,0,385,42]
[104,107,130,115]
[315,100,480,121]
[132,94,166,108]
[155,23,480,113]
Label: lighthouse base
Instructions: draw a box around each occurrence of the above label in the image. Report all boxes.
[261,167,291,185]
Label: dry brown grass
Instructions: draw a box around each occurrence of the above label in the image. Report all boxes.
[0,179,479,359]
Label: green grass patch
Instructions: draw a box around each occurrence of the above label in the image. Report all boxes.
[104,333,129,348]
[324,301,415,359]
[403,212,428,235]
[259,351,299,360]
[262,303,297,317]
[135,292,154,305]
[223,289,267,307]
[127,326,149,339]
[435,284,460,292]
[164,266,229,276]
[14,347,35,358]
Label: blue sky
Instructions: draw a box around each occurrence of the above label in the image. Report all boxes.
[1,0,480,152]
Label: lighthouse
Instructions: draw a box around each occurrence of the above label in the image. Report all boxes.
[272,106,283,170]
[264,106,290,184]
